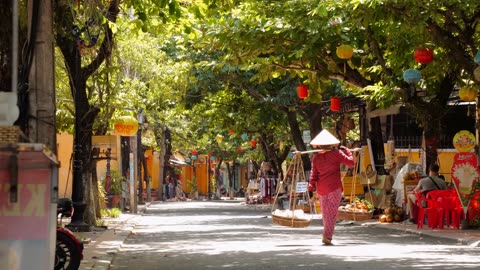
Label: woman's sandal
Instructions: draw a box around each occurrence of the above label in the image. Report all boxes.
[322,236,333,245]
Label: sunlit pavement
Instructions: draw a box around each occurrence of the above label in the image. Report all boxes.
[94,201,480,270]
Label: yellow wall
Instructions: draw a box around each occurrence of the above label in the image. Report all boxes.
[361,146,455,183]
[57,132,73,198]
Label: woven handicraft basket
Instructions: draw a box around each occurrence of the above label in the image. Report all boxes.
[272,214,312,228]
[337,210,373,221]
[0,126,24,145]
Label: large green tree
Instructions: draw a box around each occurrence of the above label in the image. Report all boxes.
[194,0,480,169]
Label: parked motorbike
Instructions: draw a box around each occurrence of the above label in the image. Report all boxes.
[55,198,84,270]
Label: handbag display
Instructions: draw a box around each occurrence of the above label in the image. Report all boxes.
[360,164,377,185]
[372,175,394,191]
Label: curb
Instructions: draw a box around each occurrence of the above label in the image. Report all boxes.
[360,222,480,247]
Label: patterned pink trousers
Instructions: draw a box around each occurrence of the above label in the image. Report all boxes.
[318,188,342,240]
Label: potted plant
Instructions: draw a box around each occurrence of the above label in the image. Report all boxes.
[108,170,124,208]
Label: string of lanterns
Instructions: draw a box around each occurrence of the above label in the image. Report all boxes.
[402,47,435,86]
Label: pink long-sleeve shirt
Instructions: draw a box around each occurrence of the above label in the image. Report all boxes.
[309,148,355,196]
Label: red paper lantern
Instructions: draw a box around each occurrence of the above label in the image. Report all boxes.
[192,149,198,155]
[237,146,242,152]
[297,84,308,99]
[228,129,235,134]
[251,140,257,147]
[330,97,341,112]
[414,47,434,64]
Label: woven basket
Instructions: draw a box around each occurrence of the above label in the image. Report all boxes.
[0,126,24,145]
[272,214,312,228]
[337,210,373,221]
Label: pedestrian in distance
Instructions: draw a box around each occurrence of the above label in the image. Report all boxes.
[308,129,360,245]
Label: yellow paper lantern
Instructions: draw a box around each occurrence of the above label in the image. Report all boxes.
[215,134,224,143]
[336,44,354,60]
[114,116,139,136]
[459,86,478,102]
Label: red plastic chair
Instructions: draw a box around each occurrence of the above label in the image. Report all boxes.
[427,189,463,229]
[426,190,448,229]
[415,191,438,229]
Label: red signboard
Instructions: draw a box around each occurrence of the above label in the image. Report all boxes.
[0,169,50,240]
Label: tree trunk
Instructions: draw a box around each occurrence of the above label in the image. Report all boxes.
[55,0,120,230]
[286,109,313,171]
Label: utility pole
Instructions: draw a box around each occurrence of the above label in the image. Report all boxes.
[137,110,144,204]
[27,0,56,152]
[130,137,137,213]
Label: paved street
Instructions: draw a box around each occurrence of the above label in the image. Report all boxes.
[109,201,480,270]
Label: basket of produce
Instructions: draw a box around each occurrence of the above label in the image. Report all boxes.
[272,209,312,228]
[337,198,374,221]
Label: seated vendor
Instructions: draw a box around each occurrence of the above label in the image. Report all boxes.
[406,164,447,224]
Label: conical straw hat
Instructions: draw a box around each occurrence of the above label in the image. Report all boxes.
[310,129,340,146]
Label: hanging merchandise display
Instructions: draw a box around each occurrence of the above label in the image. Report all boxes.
[403,69,422,84]
[330,97,341,112]
[297,84,308,99]
[414,47,434,64]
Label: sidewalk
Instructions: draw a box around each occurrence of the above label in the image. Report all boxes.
[77,204,148,270]
[76,201,480,269]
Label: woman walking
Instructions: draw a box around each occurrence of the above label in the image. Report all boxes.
[308,129,360,245]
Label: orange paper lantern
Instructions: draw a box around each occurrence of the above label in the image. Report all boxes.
[330,97,341,112]
[251,140,257,147]
[114,116,139,136]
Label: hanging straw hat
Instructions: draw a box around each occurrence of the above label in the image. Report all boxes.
[310,129,340,146]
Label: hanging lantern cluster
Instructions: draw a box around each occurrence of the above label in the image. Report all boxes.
[336,44,354,73]
[414,47,434,64]
[403,68,422,84]
[330,97,341,112]
[297,84,308,99]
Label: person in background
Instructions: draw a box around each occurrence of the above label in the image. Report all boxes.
[308,129,360,245]
[406,163,447,224]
